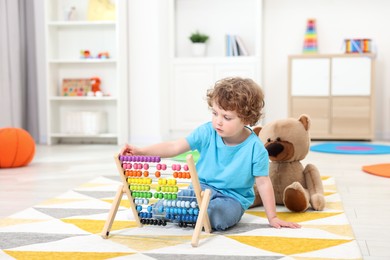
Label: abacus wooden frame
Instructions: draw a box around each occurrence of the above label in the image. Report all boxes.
[101,153,212,247]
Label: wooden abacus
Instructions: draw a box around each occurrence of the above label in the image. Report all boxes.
[101,153,212,247]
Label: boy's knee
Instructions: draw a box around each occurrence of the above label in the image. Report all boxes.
[209,213,229,231]
[208,207,239,231]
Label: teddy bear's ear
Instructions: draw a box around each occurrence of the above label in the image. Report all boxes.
[298,114,311,131]
[252,126,262,136]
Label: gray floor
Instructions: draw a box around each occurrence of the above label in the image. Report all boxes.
[1,143,390,259]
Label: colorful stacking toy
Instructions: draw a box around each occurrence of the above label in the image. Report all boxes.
[303,18,318,54]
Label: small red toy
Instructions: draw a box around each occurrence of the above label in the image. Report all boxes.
[80,50,92,59]
[90,77,101,93]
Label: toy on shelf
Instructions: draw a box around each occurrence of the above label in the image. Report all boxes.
[303,19,318,54]
[80,50,92,59]
[65,6,77,21]
[344,39,372,53]
[101,154,212,247]
[90,77,101,93]
[80,50,110,59]
[97,52,110,59]
[62,77,106,97]
[61,78,92,96]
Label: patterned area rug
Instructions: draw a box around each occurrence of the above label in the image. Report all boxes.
[0,175,362,259]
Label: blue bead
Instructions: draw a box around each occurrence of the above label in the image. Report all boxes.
[158,206,164,213]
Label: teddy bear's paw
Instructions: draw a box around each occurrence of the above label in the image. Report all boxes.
[283,184,309,212]
[311,193,326,211]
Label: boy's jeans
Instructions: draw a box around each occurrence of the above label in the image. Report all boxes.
[179,183,245,231]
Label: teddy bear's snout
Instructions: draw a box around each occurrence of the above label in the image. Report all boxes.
[266,142,284,157]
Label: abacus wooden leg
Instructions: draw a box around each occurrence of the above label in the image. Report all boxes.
[113,154,142,228]
[186,154,212,247]
[101,185,125,238]
[101,155,142,239]
[191,188,211,247]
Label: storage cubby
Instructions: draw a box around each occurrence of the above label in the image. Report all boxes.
[288,54,375,140]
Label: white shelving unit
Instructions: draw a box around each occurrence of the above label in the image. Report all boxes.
[168,0,263,135]
[44,0,128,144]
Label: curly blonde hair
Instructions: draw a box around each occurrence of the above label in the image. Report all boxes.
[206,77,265,126]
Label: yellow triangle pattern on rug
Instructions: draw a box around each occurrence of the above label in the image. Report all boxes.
[61,219,138,234]
[110,235,196,251]
[227,236,352,255]
[0,218,48,228]
[304,224,355,237]
[0,175,362,259]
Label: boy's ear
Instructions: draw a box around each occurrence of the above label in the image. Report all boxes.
[252,126,262,136]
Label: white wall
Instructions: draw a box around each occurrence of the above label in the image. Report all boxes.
[262,0,390,140]
[127,0,170,145]
[35,0,390,143]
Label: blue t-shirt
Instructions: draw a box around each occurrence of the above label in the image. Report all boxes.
[186,122,269,209]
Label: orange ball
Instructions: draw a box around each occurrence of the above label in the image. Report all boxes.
[0,128,35,168]
[155,171,161,178]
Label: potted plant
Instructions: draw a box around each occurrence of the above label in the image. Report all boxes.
[189,31,209,57]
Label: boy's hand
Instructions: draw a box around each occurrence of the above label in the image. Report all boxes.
[269,217,301,229]
[120,144,135,156]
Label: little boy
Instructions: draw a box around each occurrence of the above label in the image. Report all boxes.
[121,77,300,230]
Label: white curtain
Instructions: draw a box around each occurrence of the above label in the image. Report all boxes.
[0,0,39,141]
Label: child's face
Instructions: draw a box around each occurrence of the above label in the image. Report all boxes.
[211,103,247,141]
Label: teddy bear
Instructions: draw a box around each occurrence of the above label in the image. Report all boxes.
[251,114,325,212]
